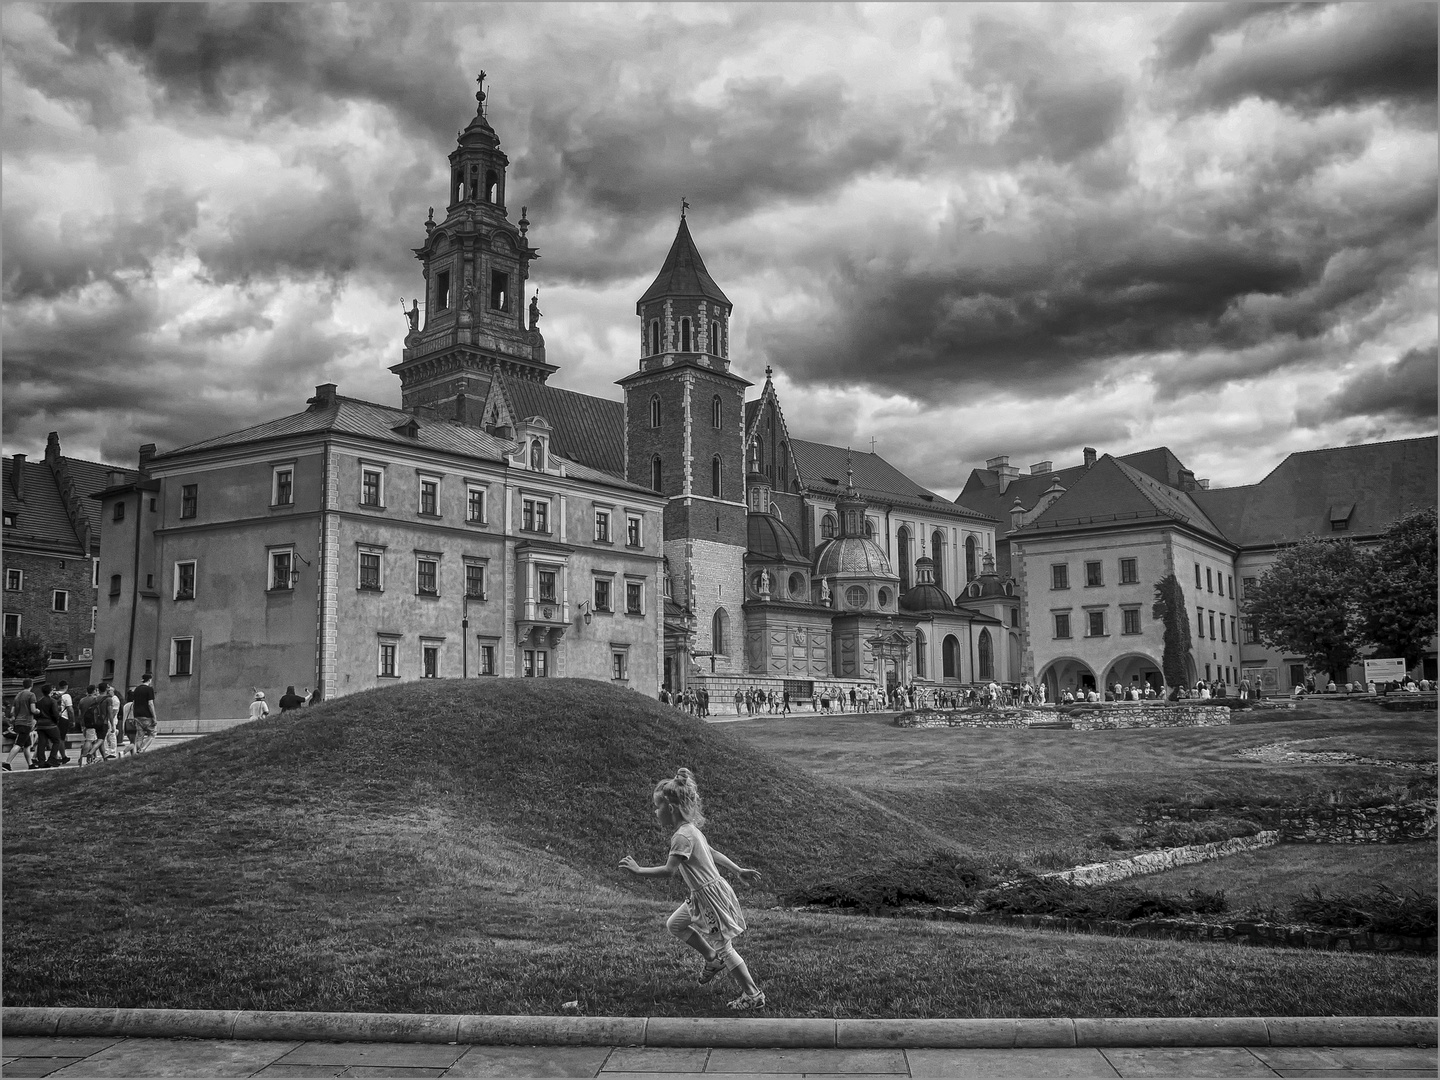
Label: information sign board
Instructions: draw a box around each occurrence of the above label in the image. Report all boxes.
[1364,657,1408,683]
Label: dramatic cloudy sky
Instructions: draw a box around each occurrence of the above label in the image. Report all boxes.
[4,2,1436,497]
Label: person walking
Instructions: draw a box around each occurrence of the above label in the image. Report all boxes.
[620,767,765,1010]
[54,681,75,763]
[76,684,103,766]
[278,686,306,715]
[32,684,66,768]
[5,678,38,770]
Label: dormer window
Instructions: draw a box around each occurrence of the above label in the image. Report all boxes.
[490,271,509,312]
[530,440,544,470]
[680,318,691,352]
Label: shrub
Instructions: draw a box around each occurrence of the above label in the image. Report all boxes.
[1289,885,1438,937]
[976,877,1228,921]
[781,849,994,910]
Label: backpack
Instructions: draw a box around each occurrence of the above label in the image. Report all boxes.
[79,695,101,730]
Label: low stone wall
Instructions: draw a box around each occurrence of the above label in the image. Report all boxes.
[1062,704,1231,729]
[893,708,1051,729]
[1281,802,1437,843]
[1041,831,1279,888]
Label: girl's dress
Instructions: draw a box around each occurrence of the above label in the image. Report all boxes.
[669,822,747,940]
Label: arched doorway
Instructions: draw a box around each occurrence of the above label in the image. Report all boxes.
[977,629,994,680]
[1039,657,1098,701]
[943,634,960,680]
[1104,652,1164,696]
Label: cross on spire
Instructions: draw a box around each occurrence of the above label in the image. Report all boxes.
[476,70,487,113]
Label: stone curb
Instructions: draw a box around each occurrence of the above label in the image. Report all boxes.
[3,1009,1434,1048]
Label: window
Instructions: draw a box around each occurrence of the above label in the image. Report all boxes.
[1220,616,1227,642]
[1087,610,1105,637]
[1230,616,1237,643]
[1195,563,1202,587]
[977,629,994,679]
[2,512,13,528]
[490,270,509,311]
[1052,564,1069,590]
[708,322,719,355]
[479,643,496,675]
[175,561,196,601]
[422,643,440,678]
[915,629,926,678]
[358,550,382,591]
[1122,608,1140,635]
[467,486,487,523]
[1243,576,1256,597]
[712,395,722,428]
[417,558,438,596]
[524,650,549,677]
[270,550,294,591]
[485,169,498,202]
[1227,575,1234,598]
[649,395,661,428]
[1120,558,1138,584]
[437,269,451,310]
[680,317,692,352]
[90,606,96,633]
[650,320,660,355]
[92,558,99,588]
[419,479,439,516]
[538,569,557,602]
[522,498,549,533]
[1331,518,1347,531]
[361,468,384,507]
[595,509,611,543]
[821,514,836,539]
[846,585,868,608]
[181,485,197,519]
[1009,607,1018,627]
[1244,617,1258,644]
[712,607,729,654]
[1208,611,1216,639]
[965,536,978,581]
[378,640,398,678]
[5,569,20,591]
[101,657,115,680]
[650,456,663,493]
[1197,607,1205,637]
[109,574,121,597]
[272,466,294,507]
[711,456,722,498]
[594,577,613,613]
[113,501,125,523]
[465,563,486,600]
[943,635,960,679]
[612,650,628,681]
[1206,567,1213,593]
[626,580,643,615]
[170,637,193,676]
[4,613,20,637]
[626,513,642,547]
[1085,561,1103,587]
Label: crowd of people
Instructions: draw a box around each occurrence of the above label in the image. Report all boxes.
[3,674,157,770]
[660,679,1064,716]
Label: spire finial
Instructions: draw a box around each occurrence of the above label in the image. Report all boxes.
[476,70,487,114]
[681,196,689,220]
[846,450,854,489]
[765,364,773,381]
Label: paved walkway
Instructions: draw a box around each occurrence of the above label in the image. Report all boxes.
[3,1037,1436,1077]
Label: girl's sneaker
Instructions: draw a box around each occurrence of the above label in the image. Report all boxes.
[727,989,766,1010]
[699,956,726,984]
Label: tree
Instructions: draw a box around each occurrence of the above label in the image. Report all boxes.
[2,633,49,680]
[1357,507,1438,670]
[1244,536,1369,683]
[1152,573,1192,698]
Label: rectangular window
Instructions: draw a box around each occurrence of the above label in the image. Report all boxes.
[1206,567,1214,593]
[109,574,122,597]
[1208,611,1216,639]
[1220,616,1227,642]
[1231,616,1237,643]
[1087,610,1105,637]
[1085,561,1103,587]
[1195,563,1202,588]
[181,484,198,519]
[175,561,196,600]
[490,270,509,311]
[627,514,642,547]
[102,658,114,680]
[419,478,439,516]
[595,509,611,543]
[1008,607,1018,627]
[92,557,100,588]
[1243,576,1256,597]
[170,637,193,676]
[1054,612,1071,639]
[270,550,294,591]
[465,563,486,600]
[538,569,557,602]
[626,580,643,615]
[1227,575,1234,598]
[521,498,550,534]
[1197,607,1205,637]
[612,651,628,681]
[359,551,382,591]
[467,486,486,523]
[379,641,397,678]
[1122,608,1140,635]
[5,569,21,591]
[4,612,20,637]
[1119,557,1138,584]
[437,269,451,310]
[1051,564,1069,590]
[113,501,125,522]
[417,558,438,596]
[272,466,294,507]
[422,644,440,678]
[1244,617,1258,644]
[480,643,496,675]
[361,468,383,507]
[594,577,612,613]
[52,590,68,613]
[2,511,13,528]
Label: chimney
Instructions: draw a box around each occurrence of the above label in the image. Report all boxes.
[138,444,156,477]
[11,454,24,500]
[1177,468,1197,492]
[1197,478,1210,490]
[986,455,1010,471]
[1083,447,1096,469]
[308,383,338,410]
[1029,461,1052,476]
[986,454,1021,493]
[45,431,63,465]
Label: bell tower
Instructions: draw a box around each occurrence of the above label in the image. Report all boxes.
[391,73,553,424]
[620,210,750,671]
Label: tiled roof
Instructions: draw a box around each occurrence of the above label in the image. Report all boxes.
[1191,436,1437,548]
[3,453,135,555]
[637,218,731,308]
[1021,454,1230,544]
[790,440,994,522]
[501,379,626,478]
[61,457,139,536]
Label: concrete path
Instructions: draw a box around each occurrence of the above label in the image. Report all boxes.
[2,1037,1436,1077]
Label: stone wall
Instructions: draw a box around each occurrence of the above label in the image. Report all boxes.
[892,704,1231,730]
[1039,831,1279,888]
[1281,802,1436,844]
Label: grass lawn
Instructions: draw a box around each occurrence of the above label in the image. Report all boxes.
[3,680,1434,1017]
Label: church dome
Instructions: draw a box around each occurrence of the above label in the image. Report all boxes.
[813,536,893,578]
[960,552,1014,600]
[747,512,806,565]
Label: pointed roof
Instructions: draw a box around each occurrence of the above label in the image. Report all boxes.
[1020,454,1230,545]
[637,217,731,309]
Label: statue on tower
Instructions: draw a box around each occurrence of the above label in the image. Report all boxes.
[820,578,832,606]
[402,298,419,334]
[529,291,542,331]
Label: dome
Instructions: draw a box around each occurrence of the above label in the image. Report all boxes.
[900,583,955,612]
[813,536,893,578]
[747,513,806,564]
[959,550,1014,600]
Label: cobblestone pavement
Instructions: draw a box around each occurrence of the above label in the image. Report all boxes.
[2,1038,1435,1078]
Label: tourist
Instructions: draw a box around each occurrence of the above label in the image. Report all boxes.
[619,767,765,1010]
[54,681,74,764]
[31,684,65,768]
[101,684,121,758]
[4,678,37,771]
[1326,680,1337,694]
[131,674,156,751]
[249,691,270,721]
[76,684,103,766]
[1240,676,1251,700]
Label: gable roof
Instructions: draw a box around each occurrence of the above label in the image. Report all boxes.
[3,453,137,556]
[637,217,731,309]
[1020,454,1230,545]
[789,440,995,523]
[1191,436,1437,548]
[499,378,626,478]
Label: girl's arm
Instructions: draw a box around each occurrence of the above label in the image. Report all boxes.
[618,854,684,878]
[710,848,762,882]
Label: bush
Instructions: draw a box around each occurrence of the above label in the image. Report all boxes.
[976,877,1228,921]
[781,849,994,910]
[1289,885,1438,937]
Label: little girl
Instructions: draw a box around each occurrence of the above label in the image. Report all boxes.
[620,767,766,1010]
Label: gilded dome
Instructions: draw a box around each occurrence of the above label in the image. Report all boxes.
[747,513,806,565]
[813,536,894,578]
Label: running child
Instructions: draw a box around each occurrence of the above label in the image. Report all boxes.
[619,767,766,1010]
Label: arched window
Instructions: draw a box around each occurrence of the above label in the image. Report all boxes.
[931,530,945,589]
[530,440,543,470]
[915,629,926,678]
[485,170,499,203]
[821,514,837,539]
[897,526,912,591]
[978,628,994,680]
[651,456,663,493]
[943,635,960,679]
[453,170,464,204]
[712,395,722,429]
[711,456,722,498]
[709,322,719,354]
[777,442,787,488]
[965,535,977,581]
[864,518,875,538]
[650,320,660,356]
[650,395,660,428]
[468,165,479,201]
[680,318,692,352]
[712,607,729,655]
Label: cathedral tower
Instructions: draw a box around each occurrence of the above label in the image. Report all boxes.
[620,213,750,673]
[391,75,551,424]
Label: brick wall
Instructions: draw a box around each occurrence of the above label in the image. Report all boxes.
[2,551,96,664]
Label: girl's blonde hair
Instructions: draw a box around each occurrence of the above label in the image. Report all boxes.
[653,766,706,827]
